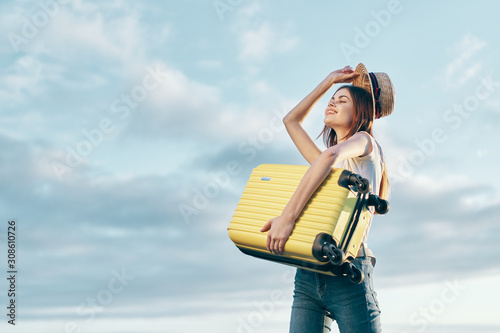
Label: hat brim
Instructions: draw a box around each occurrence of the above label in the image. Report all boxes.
[352,63,376,118]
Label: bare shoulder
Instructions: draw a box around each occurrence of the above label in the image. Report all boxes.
[348,131,373,157]
[326,131,373,161]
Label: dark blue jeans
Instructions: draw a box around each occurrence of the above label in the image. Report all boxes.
[289,257,381,333]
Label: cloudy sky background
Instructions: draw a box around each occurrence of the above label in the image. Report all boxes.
[0,0,499,332]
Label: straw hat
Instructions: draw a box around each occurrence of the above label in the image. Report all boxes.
[351,63,395,119]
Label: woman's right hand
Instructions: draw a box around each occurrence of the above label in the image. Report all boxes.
[329,66,360,84]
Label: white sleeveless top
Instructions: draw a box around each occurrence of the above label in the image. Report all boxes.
[332,131,384,252]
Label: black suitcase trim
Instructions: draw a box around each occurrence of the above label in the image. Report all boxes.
[237,246,342,274]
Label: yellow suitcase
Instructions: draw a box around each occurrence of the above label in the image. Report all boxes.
[228,164,388,283]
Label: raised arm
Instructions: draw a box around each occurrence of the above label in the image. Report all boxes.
[283,66,360,164]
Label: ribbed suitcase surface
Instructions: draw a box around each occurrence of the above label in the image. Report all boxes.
[228,164,373,276]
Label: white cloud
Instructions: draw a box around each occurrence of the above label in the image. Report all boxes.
[125,62,221,137]
[0,5,27,54]
[238,23,298,63]
[0,1,152,107]
[119,61,296,145]
[400,172,473,195]
[379,274,500,328]
[443,34,487,89]
[42,6,145,64]
[484,98,500,112]
[196,59,223,70]
[0,54,110,104]
[239,23,274,61]
[231,5,299,65]
[239,1,262,18]
[0,55,45,100]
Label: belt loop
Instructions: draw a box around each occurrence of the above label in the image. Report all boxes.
[359,242,367,257]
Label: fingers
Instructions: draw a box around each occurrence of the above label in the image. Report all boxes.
[266,233,271,253]
[338,71,360,83]
[347,71,360,82]
[332,66,359,83]
[334,66,353,74]
[267,235,286,255]
[267,237,273,254]
[261,217,290,255]
[342,65,354,72]
[267,234,276,254]
[268,237,283,255]
[277,239,285,255]
[260,220,271,232]
[343,70,359,77]
[267,237,285,255]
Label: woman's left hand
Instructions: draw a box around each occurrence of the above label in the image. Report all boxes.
[260,215,295,255]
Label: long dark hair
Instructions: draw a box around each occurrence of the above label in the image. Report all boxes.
[317,85,390,200]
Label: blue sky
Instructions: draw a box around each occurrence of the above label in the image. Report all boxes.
[0,0,499,332]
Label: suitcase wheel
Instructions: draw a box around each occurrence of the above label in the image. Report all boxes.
[323,243,346,267]
[348,174,371,194]
[367,194,390,214]
[343,263,364,284]
[357,178,370,194]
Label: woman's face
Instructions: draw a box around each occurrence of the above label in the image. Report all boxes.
[324,88,354,130]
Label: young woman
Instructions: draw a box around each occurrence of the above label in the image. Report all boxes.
[260,64,394,333]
